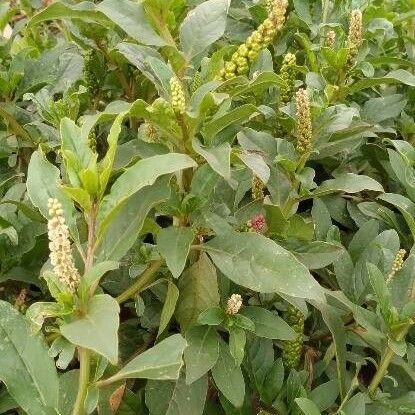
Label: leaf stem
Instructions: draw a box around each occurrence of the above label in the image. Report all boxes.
[116,259,163,304]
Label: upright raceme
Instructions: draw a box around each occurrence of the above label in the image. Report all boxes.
[170,77,186,115]
[47,198,80,293]
[279,53,297,104]
[386,249,406,285]
[219,0,288,80]
[346,9,363,68]
[324,30,336,48]
[295,88,313,155]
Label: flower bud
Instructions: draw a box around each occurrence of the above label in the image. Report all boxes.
[324,30,336,48]
[226,294,243,315]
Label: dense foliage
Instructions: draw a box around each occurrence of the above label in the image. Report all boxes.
[1,0,415,414]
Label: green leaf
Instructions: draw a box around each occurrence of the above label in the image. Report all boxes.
[97,177,170,261]
[193,139,231,181]
[311,173,384,198]
[145,373,207,415]
[293,242,343,269]
[157,227,194,278]
[27,149,77,236]
[184,326,220,384]
[201,104,258,143]
[97,0,166,46]
[204,232,323,300]
[294,398,322,415]
[81,261,119,290]
[108,334,187,381]
[158,281,180,337]
[176,253,220,331]
[361,94,407,123]
[0,300,59,415]
[60,117,96,188]
[349,69,415,93]
[313,302,347,399]
[180,0,229,58]
[58,370,78,415]
[98,111,130,197]
[98,153,196,238]
[61,294,120,364]
[28,1,109,28]
[211,342,245,408]
[240,306,296,340]
[197,306,226,326]
[309,380,339,412]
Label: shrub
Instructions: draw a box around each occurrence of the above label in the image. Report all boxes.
[0,0,415,414]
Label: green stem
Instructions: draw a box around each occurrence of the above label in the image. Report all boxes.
[368,326,410,397]
[73,204,97,414]
[116,260,163,304]
[72,348,90,415]
[322,0,330,25]
[0,106,33,143]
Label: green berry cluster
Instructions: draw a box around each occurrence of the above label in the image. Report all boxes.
[170,77,186,115]
[279,53,297,105]
[295,88,313,155]
[191,71,202,94]
[252,175,265,200]
[83,49,101,95]
[219,0,288,80]
[346,9,362,68]
[282,304,305,371]
[87,129,97,152]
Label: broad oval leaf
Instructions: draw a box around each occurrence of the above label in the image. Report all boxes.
[0,300,59,415]
[60,294,120,364]
[180,0,229,58]
[108,334,187,382]
[157,226,194,279]
[145,373,207,415]
[184,326,220,384]
[240,306,296,340]
[204,232,323,300]
[98,153,196,238]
